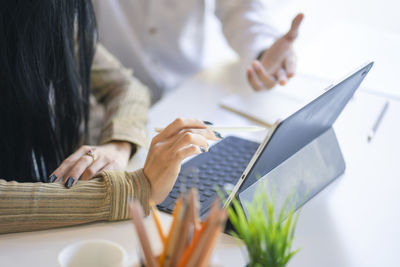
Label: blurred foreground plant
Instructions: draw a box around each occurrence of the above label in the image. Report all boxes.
[227,189,300,267]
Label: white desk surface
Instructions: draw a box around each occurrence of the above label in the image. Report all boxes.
[1,62,399,267]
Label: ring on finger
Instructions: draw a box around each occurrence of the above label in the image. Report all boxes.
[85,149,96,163]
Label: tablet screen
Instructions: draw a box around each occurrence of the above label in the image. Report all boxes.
[238,62,373,193]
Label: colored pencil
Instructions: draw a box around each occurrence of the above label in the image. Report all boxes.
[185,207,222,267]
[163,199,186,267]
[129,201,159,267]
[197,211,228,267]
[169,189,196,266]
[150,200,166,244]
[158,196,183,266]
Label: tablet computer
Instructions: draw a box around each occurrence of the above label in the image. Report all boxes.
[224,61,374,208]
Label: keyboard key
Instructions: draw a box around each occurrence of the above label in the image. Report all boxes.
[203,191,214,197]
[204,180,213,186]
[210,176,219,182]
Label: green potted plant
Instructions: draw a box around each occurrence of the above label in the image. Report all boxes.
[227,189,300,267]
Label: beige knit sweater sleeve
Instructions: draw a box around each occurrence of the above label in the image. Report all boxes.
[0,169,151,234]
[91,44,151,148]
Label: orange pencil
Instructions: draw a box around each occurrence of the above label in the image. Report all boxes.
[169,189,196,267]
[177,199,220,267]
[158,196,183,266]
[176,222,205,267]
[185,207,222,267]
[150,200,166,244]
[163,197,187,267]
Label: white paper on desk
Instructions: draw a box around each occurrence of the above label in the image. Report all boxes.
[219,91,304,127]
[219,74,329,127]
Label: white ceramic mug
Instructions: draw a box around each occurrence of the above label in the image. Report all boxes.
[58,239,129,267]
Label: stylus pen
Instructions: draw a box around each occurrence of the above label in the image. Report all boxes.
[368,101,389,142]
[154,125,267,133]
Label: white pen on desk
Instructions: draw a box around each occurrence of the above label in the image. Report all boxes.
[154,125,267,133]
[368,101,389,142]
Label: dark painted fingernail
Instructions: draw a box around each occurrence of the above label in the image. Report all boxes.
[65,177,75,188]
[213,131,223,139]
[48,174,57,183]
[200,147,206,153]
[203,121,214,125]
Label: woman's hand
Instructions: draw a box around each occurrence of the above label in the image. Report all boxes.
[49,141,132,188]
[144,118,220,204]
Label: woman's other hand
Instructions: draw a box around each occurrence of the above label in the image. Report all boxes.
[144,118,220,204]
[49,141,132,188]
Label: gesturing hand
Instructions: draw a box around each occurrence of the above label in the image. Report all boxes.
[143,118,220,204]
[49,141,132,188]
[247,13,304,90]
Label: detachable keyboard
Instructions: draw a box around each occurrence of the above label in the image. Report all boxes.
[157,136,260,216]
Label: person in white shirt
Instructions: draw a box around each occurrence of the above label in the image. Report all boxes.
[94,0,303,103]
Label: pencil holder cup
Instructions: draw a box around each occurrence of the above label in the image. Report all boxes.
[58,239,129,267]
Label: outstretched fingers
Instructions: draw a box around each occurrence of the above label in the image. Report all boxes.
[284,13,304,42]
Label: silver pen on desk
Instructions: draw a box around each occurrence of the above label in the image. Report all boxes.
[367,101,389,142]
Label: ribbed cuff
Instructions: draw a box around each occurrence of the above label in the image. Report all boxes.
[130,168,151,216]
[101,168,151,221]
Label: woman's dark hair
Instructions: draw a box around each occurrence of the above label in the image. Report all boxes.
[0,1,97,182]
